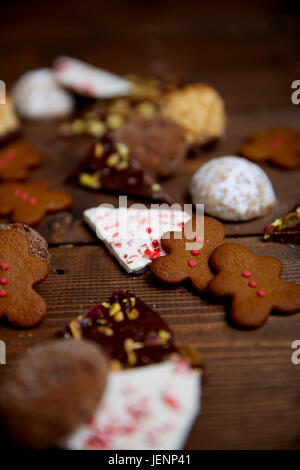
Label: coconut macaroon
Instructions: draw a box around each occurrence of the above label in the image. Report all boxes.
[161,83,226,146]
[190,156,276,221]
[0,95,20,143]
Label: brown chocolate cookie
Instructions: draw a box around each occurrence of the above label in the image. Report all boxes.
[0,142,41,181]
[151,216,225,292]
[114,115,187,178]
[0,339,109,449]
[209,243,300,328]
[0,223,50,327]
[0,181,72,226]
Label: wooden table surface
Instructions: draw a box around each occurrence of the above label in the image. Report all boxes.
[0,0,300,450]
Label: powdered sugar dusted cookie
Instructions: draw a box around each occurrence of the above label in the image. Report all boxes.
[63,358,201,450]
[12,69,75,119]
[190,156,276,221]
[53,56,133,98]
[84,206,191,273]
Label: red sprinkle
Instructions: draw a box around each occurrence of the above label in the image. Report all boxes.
[152,240,159,248]
[257,289,266,297]
[188,259,197,268]
[0,289,7,297]
[270,133,282,149]
[0,277,8,285]
[1,262,9,271]
[146,227,152,234]
[242,270,251,278]
[29,197,37,205]
[21,192,29,200]
[191,249,200,256]
[14,188,22,197]
[249,280,258,288]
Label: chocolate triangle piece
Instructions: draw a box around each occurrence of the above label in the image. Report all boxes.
[57,290,202,370]
[264,204,300,244]
[67,134,173,203]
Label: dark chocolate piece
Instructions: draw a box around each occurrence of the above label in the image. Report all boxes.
[67,134,173,203]
[264,204,300,244]
[57,290,181,369]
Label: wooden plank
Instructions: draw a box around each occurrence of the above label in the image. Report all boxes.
[0,238,299,449]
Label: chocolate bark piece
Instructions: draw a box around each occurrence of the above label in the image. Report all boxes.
[67,134,173,203]
[264,204,300,244]
[58,290,186,369]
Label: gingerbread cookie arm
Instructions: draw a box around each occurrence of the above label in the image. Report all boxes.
[43,190,72,213]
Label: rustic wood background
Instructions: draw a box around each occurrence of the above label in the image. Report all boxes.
[0,0,300,450]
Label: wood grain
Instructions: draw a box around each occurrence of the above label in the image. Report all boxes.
[0,0,299,450]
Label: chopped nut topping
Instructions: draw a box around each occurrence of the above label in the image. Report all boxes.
[128,307,139,320]
[98,326,114,336]
[102,302,110,308]
[106,153,120,168]
[158,329,171,340]
[124,338,143,352]
[79,172,101,190]
[130,296,136,307]
[71,119,86,134]
[69,319,82,340]
[114,311,124,322]
[151,183,161,192]
[106,114,124,130]
[86,119,106,137]
[94,142,105,158]
[127,351,137,366]
[98,318,107,325]
[111,359,123,371]
[116,142,129,158]
[109,302,122,316]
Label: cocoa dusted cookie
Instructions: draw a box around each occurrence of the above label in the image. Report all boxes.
[161,83,226,146]
[68,134,173,203]
[151,216,225,292]
[239,128,300,169]
[114,115,188,178]
[0,142,41,181]
[57,290,203,370]
[0,223,50,327]
[0,181,72,226]
[0,339,109,449]
[209,243,300,328]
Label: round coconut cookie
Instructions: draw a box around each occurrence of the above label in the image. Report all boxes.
[190,156,276,221]
[161,83,226,145]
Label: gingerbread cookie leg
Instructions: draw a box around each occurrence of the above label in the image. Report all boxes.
[209,243,300,328]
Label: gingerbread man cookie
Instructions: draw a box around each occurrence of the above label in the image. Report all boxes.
[0,142,41,181]
[0,181,72,226]
[239,128,300,169]
[209,243,300,328]
[151,216,225,292]
[0,223,50,327]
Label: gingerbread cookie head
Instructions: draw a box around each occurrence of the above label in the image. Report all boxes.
[239,128,300,169]
[0,181,72,226]
[0,223,50,327]
[151,216,225,292]
[209,243,300,328]
[0,142,41,181]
